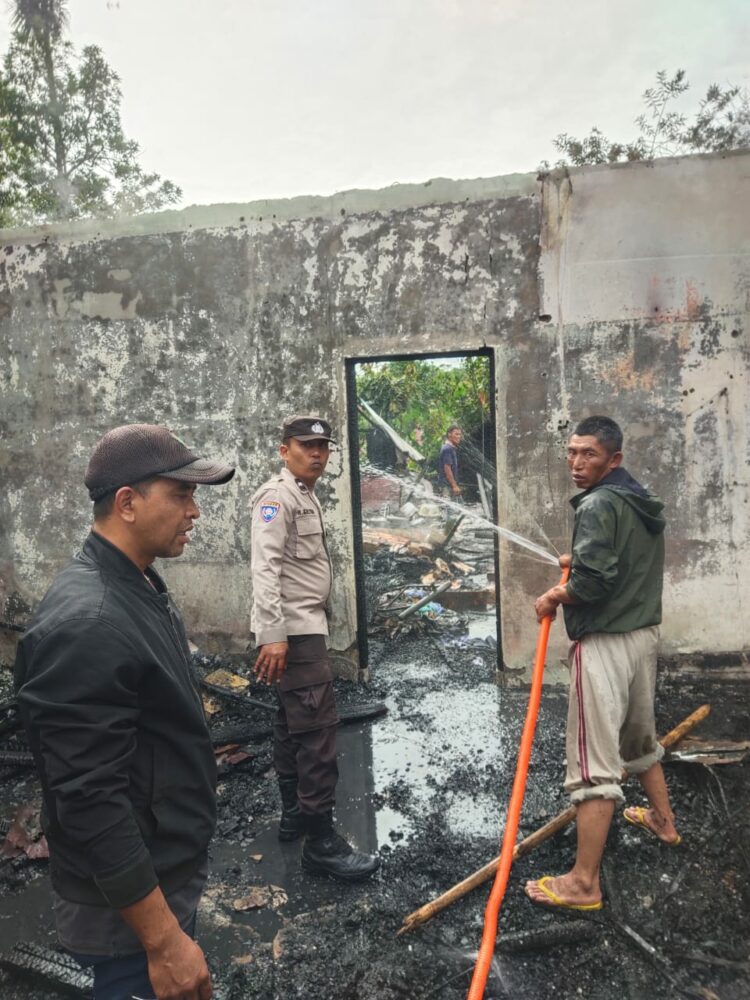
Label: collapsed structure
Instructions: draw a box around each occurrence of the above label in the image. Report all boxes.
[1,150,748,673]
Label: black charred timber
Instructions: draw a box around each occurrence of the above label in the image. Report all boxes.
[0,942,93,997]
[199,678,280,713]
[396,580,452,620]
[437,515,465,552]
[0,697,21,739]
[336,702,388,724]
[496,920,600,953]
[209,702,388,747]
[0,749,34,768]
[0,621,24,632]
[672,950,750,972]
[199,676,387,722]
[210,720,273,745]
[612,920,680,992]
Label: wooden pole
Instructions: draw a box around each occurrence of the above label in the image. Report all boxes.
[397,704,710,936]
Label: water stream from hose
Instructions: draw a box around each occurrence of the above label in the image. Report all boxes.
[446,438,561,557]
[362,467,559,567]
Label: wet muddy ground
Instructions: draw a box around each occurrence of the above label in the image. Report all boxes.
[0,553,748,999]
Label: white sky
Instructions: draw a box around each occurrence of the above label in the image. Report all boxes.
[1,0,748,207]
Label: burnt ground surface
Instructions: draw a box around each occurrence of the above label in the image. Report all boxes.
[0,554,748,999]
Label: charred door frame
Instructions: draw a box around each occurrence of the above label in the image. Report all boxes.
[345,348,502,673]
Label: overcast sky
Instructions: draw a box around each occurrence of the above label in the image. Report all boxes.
[1,0,747,207]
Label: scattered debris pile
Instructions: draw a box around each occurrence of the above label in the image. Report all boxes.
[1,805,48,862]
[360,463,499,659]
[0,617,747,999]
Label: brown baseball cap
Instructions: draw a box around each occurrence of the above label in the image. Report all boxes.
[282,415,335,443]
[85,424,235,501]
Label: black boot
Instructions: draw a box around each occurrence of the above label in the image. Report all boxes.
[277,776,304,842]
[301,811,380,882]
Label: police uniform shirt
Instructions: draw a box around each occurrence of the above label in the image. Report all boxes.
[250,467,333,645]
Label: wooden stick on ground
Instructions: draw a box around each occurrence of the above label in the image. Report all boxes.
[397,704,710,936]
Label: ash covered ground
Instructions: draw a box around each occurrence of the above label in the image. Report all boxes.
[0,549,748,999]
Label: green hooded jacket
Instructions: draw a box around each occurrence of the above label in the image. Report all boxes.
[563,467,665,641]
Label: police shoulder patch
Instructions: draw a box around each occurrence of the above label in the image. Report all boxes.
[260,500,281,523]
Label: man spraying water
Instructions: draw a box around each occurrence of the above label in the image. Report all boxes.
[525,416,680,912]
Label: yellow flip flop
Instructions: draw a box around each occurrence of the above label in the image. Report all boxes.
[525,876,603,911]
[623,806,682,845]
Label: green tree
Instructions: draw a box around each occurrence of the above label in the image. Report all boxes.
[356,357,491,466]
[550,70,750,167]
[0,68,35,226]
[0,0,180,224]
[12,0,70,189]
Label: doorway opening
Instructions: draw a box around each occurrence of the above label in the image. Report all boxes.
[345,349,501,676]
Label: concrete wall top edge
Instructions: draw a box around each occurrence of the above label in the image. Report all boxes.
[543,145,750,182]
[0,171,540,247]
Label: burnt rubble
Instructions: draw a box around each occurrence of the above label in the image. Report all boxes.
[0,544,748,999]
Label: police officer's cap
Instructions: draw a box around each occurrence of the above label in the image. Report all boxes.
[282,415,335,443]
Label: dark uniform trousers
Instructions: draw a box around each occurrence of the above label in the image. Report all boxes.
[275,635,340,816]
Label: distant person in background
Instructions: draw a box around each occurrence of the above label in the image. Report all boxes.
[437,425,462,498]
[412,424,425,447]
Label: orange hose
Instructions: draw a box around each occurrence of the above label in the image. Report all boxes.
[466,566,570,1000]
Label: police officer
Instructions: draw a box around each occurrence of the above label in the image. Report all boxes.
[250,415,379,882]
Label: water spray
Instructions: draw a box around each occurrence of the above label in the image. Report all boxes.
[366,467,559,566]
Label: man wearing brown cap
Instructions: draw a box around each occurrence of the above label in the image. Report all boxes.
[251,415,379,882]
[15,424,234,1000]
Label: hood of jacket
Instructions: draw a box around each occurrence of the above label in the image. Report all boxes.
[571,466,666,535]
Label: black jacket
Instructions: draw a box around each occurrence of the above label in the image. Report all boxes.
[14,532,216,909]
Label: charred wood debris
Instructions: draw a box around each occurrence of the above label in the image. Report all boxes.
[0,485,748,999]
[360,468,500,674]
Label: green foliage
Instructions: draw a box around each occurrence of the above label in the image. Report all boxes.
[550,70,750,167]
[0,69,35,226]
[356,357,490,462]
[0,0,180,225]
[12,0,68,45]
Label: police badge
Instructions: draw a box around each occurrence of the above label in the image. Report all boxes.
[261,501,280,522]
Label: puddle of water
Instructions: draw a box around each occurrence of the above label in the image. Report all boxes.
[465,613,497,642]
[339,682,512,846]
[200,763,387,950]
[444,792,507,840]
[373,657,443,685]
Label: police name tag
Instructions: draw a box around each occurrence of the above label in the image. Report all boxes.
[261,501,280,522]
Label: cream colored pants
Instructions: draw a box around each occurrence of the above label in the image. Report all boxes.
[564,626,664,805]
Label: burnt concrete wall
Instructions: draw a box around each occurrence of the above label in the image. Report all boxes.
[531,151,749,669]
[1,153,748,673]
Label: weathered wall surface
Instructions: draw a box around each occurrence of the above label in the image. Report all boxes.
[0,153,748,672]
[532,152,749,662]
[0,173,540,665]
